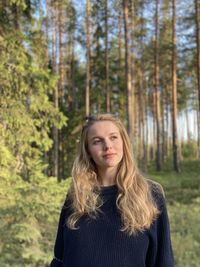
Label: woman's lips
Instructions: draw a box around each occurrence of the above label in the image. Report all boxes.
[103,153,116,159]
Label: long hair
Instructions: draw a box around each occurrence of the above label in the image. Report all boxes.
[67,113,160,235]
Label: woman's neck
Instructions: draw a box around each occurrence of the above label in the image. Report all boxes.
[97,167,117,186]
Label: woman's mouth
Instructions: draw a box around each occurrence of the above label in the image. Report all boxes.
[103,153,116,159]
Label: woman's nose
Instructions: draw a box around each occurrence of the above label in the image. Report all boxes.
[103,140,112,150]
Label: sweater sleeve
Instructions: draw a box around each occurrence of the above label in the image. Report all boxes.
[49,202,67,267]
[147,191,175,267]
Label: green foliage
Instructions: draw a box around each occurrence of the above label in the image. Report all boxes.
[0,0,199,266]
[7,0,27,10]
[181,140,198,158]
[0,163,71,267]
[0,0,67,176]
[170,200,200,267]
[150,160,200,267]
[0,1,68,266]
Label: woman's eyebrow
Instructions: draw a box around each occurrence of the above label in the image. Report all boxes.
[109,132,119,135]
[90,132,119,140]
[91,136,102,140]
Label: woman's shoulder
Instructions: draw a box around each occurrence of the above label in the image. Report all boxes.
[62,194,72,209]
[147,179,166,208]
[60,194,73,218]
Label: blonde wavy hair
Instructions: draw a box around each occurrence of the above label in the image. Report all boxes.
[67,113,161,235]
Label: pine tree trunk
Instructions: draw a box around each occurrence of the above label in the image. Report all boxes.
[130,0,136,141]
[86,0,91,116]
[154,0,162,171]
[144,88,149,169]
[67,30,74,111]
[70,34,75,111]
[117,10,124,117]
[105,0,110,112]
[172,0,180,172]
[161,92,165,164]
[58,0,65,180]
[59,1,64,101]
[165,93,170,159]
[45,0,50,67]
[195,0,200,157]
[123,0,134,143]
[140,0,147,171]
[139,70,146,170]
[52,0,59,179]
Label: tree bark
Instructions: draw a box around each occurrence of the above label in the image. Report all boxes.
[117,9,124,117]
[58,0,65,101]
[130,0,136,140]
[52,0,59,179]
[195,0,200,157]
[171,0,180,172]
[58,0,65,180]
[86,0,91,116]
[123,0,134,143]
[154,0,162,170]
[105,0,110,112]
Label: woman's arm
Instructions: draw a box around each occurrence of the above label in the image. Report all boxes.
[49,203,66,267]
[147,189,175,267]
[154,193,174,267]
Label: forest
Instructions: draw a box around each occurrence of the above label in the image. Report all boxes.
[0,0,200,266]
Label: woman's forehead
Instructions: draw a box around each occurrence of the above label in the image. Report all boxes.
[87,121,120,137]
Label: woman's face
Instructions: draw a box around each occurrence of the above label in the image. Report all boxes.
[87,121,123,172]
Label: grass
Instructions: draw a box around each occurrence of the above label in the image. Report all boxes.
[148,159,200,267]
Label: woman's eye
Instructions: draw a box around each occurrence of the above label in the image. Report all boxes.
[111,136,118,140]
[93,139,101,144]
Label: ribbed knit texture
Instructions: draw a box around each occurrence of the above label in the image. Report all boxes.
[49,185,174,267]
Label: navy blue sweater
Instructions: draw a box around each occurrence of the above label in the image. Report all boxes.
[50,185,174,267]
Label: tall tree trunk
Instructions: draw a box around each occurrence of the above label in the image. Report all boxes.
[140,0,148,171]
[165,91,170,159]
[161,91,165,164]
[44,0,50,175]
[130,0,136,141]
[152,92,156,161]
[134,92,139,159]
[195,0,200,157]
[66,26,74,112]
[69,32,75,111]
[154,0,162,170]
[117,9,124,117]
[105,0,110,112]
[52,0,59,179]
[45,0,50,68]
[172,0,180,172]
[138,69,146,170]
[59,0,64,101]
[58,0,65,180]
[86,0,91,116]
[144,88,149,169]
[123,0,134,142]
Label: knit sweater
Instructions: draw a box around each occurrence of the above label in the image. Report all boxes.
[49,185,174,267]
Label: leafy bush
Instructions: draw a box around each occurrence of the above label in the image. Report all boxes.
[0,164,71,267]
[181,140,198,159]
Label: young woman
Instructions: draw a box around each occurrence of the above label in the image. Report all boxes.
[50,113,174,267]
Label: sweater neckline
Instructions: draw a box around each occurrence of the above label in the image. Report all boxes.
[100,184,118,195]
